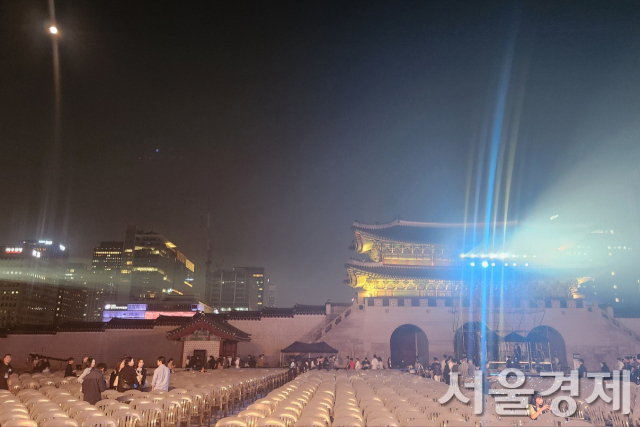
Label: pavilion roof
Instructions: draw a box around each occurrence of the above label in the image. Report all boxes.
[166,312,251,341]
[352,219,516,245]
[346,260,579,282]
[346,260,461,280]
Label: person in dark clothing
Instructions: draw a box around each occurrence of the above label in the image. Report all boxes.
[0,354,13,390]
[248,355,257,368]
[601,362,611,374]
[40,358,50,372]
[431,357,443,381]
[82,363,107,405]
[506,356,513,369]
[64,358,76,377]
[361,358,371,370]
[207,356,216,370]
[109,359,125,390]
[117,357,140,392]
[32,356,44,373]
[514,344,522,360]
[577,359,587,378]
[443,357,452,385]
[135,359,147,389]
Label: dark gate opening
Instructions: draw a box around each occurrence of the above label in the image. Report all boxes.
[390,324,428,369]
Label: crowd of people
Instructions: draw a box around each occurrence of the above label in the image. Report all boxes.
[58,355,172,405]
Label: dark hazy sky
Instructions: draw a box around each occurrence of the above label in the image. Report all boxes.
[1,1,640,306]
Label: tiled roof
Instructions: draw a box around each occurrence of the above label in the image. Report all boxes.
[353,220,515,246]
[57,322,105,332]
[105,318,156,329]
[166,312,251,341]
[292,304,327,315]
[226,311,262,320]
[347,260,578,281]
[9,324,57,335]
[347,261,461,280]
[153,315,194,326]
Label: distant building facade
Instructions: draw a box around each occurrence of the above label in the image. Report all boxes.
[89,242,123,321]
[101,295,213,321]
[265,282,276,307]
[0,240,69,285]
[206,267,263,312]
[118,226,194,301]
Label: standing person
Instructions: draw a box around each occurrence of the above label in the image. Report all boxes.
[0,354,13,390]
[387,357,392,369]
[600,362,611,374]
[78,358,95,384]
[431,357,442,382]
[64,358,76,377]
[577,359,588,378]
[135,359,147,390]
[167,358,175,373]
[184,356,191,369]
[459,358,469,377]
[443,357,453,385]
[82,363,107,405]
[117,357,139,392]
[151,356,171,392]
[514,344,522,361]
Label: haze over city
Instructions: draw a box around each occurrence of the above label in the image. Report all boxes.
[1,0,640,306]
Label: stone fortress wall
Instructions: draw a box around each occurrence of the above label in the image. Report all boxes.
[1,299,639,372]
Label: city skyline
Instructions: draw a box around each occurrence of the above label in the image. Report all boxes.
[1,1,640,306]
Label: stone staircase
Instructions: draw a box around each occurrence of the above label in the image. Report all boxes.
[600,308,640,346]
[299,304,354,343]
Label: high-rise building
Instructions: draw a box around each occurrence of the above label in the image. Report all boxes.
[91,241,123,273]
[55,285,89,323]
[266,281,276,307]
[118,226,194,301]
[242,267,265,308]
[206,267,262,311]
[89,242,123,320]
[0,240,69,284]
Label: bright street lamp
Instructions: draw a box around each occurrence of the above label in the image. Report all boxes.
[49,25,58,35]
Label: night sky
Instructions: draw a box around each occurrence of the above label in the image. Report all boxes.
[1,1,640,306]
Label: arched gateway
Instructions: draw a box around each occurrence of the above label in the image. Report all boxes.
[390,324,429,368]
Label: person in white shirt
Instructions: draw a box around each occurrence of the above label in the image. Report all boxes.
[355,358,362,370]
[77,358,95,384]
[151,356,170,391]
[371,355,379,370]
